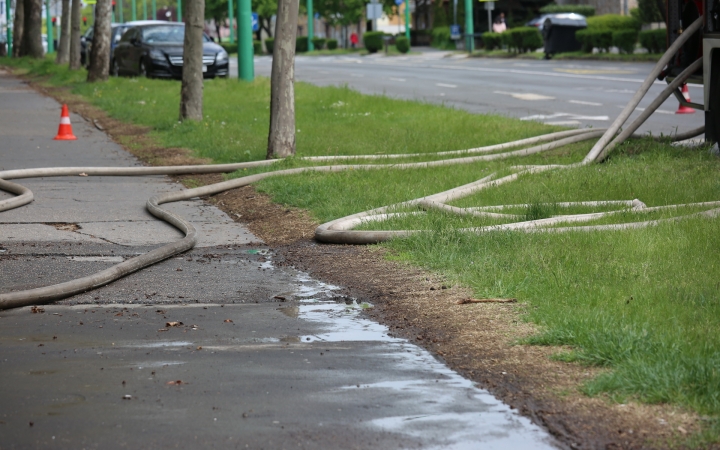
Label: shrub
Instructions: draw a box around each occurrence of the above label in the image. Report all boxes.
[311,38,326,50]
[639,28,666,53]
[220,42,238,54]
[296,36,309,52]
[539,4,595,17]
[264,38,274,54]
[501,27,543,53]
[587,14,641,31]
[363,31,384,53]
[612,29,638,54]
[575,28,612,52]
[395,36,410,53]
[327,38,338,50]
[431,26,451,49]
[482,32,502,50]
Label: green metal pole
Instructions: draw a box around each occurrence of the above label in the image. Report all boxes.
[227,0,234,43]
[464,0,473,52]
[46,0,54,53]
[6,0,12,55]
[143,0,146,19]
[131,0,136,21]
[151,0,156,19]
[237,0,253,80]
[177,0,181,21]
[118,0,123,23]
[307,0,313,51]
[404,0,409,40]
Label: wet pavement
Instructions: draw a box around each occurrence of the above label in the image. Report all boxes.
[0,69,559,448]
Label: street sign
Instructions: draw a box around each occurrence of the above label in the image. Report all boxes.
[450,24,461,39]
[366,3,382,19]
[394,0,402,5]
[484,1,494,10]
[251,12,258,32]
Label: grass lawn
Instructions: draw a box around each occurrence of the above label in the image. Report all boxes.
[3,56,719,444]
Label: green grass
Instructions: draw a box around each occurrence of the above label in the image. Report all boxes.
[551,51,663,62]
[3,56,720,443]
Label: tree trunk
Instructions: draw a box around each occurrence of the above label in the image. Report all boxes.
[87,0,111,81]
[68,0,81,69]
[266,0,299,159]
[56,0,71,63]
[12,0,24,57]
[214,21,221,43]
[20,0,43,58]
[179,0,205,121]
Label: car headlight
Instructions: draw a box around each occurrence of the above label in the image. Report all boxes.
[216,50,228,63]
[149,49,165,61]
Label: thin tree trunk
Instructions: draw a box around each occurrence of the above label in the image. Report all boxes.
[179,0,204,121]
[20,0,43,58]
[56,0,71,63]
[68,0,81,69]
[12,0,24,57]
[214,21,221,43]
[87,0,111,81]
[266,0,299,159]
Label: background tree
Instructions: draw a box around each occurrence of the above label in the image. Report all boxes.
[180,0,205,121]
[267,0,298,158]
[19,0,43,58]
[12,0,24,57]
[56,0,71,63]
[253,0,277,40]
[87,0,112,81]
[314,0,364,47]
[205,0,228,42]
[69,0,82,69]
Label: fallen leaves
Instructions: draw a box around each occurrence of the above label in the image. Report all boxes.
[456,298,517,305]
[122,395,132,400]
[223,319,233,323]
[166,380,184,385]
[30,306,45,313]
[78,172,88,177]
[165,321,183,327]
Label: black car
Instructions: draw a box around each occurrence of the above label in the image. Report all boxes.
[111,23,229,79]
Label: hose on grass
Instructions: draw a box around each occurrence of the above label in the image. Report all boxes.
[0,15,711,310]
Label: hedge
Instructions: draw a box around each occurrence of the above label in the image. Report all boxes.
[363,31,384,53]
[501,27,543,53]
[327,38,338,50]
[253,40,263,55]
[539,4,595,17]
[482,32,502,50]
[311,38,326,50]
[612,29,638,54]
[575,29,613,52]
[296,36,309,52]
[396,36,410,53]
[431,26,452,49]
[220,42,238,54]
[586,14,641,31]
[639,28,666,53]
[264,38,274,54]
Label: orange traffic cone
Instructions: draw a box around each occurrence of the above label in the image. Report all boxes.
[675,84,695,114]
[54,104,78,140]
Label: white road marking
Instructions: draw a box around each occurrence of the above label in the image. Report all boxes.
[389,77,406,82]
[569,100,602,106]
[350,74,365,78]
[545,120,582,126]
[319,71,331,74]
[634,107,676,115]
[436,83,457,88]
[495,91,555,101]
[521,113,609,121]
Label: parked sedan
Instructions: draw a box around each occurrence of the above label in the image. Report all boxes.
[82,21,167,67]
[111,23,229,79]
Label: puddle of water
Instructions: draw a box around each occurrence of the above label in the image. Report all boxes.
[134,361,186,369]
[259,261,274,270]
[67,256,125,263]
[127,341,194,348]
[279,306,299,318]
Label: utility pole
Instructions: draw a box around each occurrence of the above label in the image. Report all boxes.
[177,0,181,20]
[404,0,409,39]
[46,0,54,53]
[151,0,155,19]
[6,0,11,55]
[464,0,473,52]
[307,0,313,50]
[237,0,252,80]
[131,0,136,21]
[227,0,233,42]
[143,0,146,19]
[118,0,122,22]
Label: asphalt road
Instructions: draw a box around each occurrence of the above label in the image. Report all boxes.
[233,50,704,137]
[0,70,559,448]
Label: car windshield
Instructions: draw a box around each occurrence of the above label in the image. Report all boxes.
[141,25,212,43]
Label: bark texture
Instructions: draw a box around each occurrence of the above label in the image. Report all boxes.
[266,0,299,159]
[86,0,112,82]
[55,0,71,64]
[20,0,43,58]
[68,0,82,69]
[12,0,24,57]
[179,0,205,121]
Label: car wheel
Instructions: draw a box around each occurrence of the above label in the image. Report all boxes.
[111,59,120,77]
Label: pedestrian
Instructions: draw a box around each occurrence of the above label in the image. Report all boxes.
[350,32,359,49]
[492,12,507,33]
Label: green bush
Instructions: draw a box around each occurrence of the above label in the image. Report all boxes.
[636,0,664,23]
[363,31,384,53]
[327,39,338,50]
[311,38,326,50]
[575,28,613,52]
[539,4,595,17]
[395,36,410,53]
[220,42,238,54]
[639,28,666,53]
[587,14,641,31]
[264,38,274,54]
[501,27,543,53]
[482,32,502,50]
[296,36,309,52]
[431,26,452,49]
[612,29,638,54]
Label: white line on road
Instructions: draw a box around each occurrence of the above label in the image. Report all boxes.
[351,74,365,78]
[389,77,406,82]
[545,120,582,126]
[569,100,603,106]
[521,113,610,121]
[495,91,555,101]
[436,83,457,88]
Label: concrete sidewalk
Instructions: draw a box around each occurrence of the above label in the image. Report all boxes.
[0,69,558,449]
